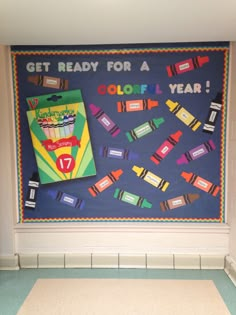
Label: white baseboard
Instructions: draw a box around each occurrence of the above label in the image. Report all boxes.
[4,253,236,286]
[18,253,225,270]
[0,255,19,270]
[224,255,236,286]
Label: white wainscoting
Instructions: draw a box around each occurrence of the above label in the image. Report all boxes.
[15,223,230,255]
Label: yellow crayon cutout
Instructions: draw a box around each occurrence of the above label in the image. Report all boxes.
[132,165,169,191]
[166,99,201,131]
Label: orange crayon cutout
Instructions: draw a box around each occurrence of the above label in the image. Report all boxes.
[117,99,158,112]
[88,169,123,197]
[181,171,220,197]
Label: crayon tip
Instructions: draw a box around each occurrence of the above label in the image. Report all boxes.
[150,156,160,165]
[159,202,166,212]
[192,121,201,131]
[111,128,121,137]
[99,146,105,157]
[142,199,152,209]
[112,169,123,178]
[162,181,170,192]
[153,117,165,128]
[31,172,39,182]
[117,102,122,113]
[88,187,96,197]
[165,99,177,110]
[132,165,141,174]
[166,66,173,77]
[176,155,188,165]
[47,189,57,200]
[89,104,100,115]
[63,80,69,90]
[148,99,158,109]
[27,75,38,83]
[79,200,85,210]
[172,130,183,142]
[212,186,220,197]
[113,188,120,199]
[126,131,134,143]
[181,171,192,181]
[189,193,200,202]
[199,56,209,65]
[208,139,216,150]
[212,92,223,105]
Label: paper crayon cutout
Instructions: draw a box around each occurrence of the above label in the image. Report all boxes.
[113,188,152,209]
[177,140,216,165]
[28,75,69,90]
[117,99,158,112]
[181,171,220,196]
[165,99,201,131]
[37,112,76,139]
[132,165,169,191]
[150,130,182,165]
[203,92,222,134]
[25,172,40,209]
[89,104,120,137]
[160,193,200,211]
[99,146,138,160]
[126,117,164,142]
[88,169,123,197]
[48,190,85,209]
[166,56,209,77]
[68,113,76,134]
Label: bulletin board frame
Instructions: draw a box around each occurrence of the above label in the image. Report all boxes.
[11,42,229,223]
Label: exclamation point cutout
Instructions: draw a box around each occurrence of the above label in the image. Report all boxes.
[206,81,210,93]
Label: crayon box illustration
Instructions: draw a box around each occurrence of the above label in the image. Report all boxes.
[26,89,96,184]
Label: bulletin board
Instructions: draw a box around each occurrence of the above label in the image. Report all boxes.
[11,42,229,223]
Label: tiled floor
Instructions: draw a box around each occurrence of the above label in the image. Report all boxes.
[0,269,236,315]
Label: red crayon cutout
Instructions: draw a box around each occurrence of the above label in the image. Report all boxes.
[166,56,209,77]
[117,99,158,112]
[88,169,123,197]
[181,171,220,197]
[150,130,182,165]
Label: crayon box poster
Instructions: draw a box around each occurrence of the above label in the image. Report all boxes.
[11,42,229,223]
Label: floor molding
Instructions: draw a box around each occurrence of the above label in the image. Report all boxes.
[224,255,236,286]
[0,255,19,270]
[3,253,236,287]
[18,253,226,270]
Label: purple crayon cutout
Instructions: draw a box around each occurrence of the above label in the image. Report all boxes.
[177,139,216,165]
[89,104,120,137]
[99,146,139,160]
[48,190,85,209]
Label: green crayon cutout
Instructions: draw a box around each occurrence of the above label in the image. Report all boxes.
[126,117,165,142]
[113,188,152,209]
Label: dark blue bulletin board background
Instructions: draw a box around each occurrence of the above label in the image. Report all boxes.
[11,42,229,223]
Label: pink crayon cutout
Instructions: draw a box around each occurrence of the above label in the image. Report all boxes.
[89,104,120,137]
[177,139,216,165]
[150,130,182,165]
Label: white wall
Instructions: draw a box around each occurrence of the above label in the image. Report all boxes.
[0,46,16,255]
[0,44,233,257]
[1,0,236,45]
[228,43,236,262]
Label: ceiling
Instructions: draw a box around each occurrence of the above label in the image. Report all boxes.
[1,0,236,45]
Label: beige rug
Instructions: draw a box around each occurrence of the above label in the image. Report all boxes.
[17,279,230,315]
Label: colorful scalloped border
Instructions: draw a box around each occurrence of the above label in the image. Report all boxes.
[11,45,229,223]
